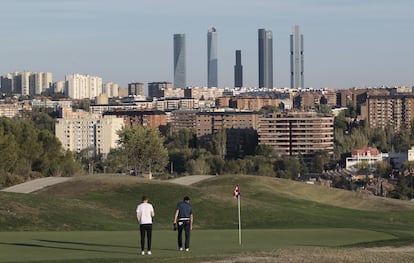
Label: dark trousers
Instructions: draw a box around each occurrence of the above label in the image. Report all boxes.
[140,224,152,251]
[177,220,190,249]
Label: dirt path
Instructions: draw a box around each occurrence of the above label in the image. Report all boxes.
[169,175,215,185]
[1,177,72,194]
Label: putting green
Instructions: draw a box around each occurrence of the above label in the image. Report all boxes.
[0,229,397,262]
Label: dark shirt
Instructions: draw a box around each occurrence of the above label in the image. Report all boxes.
[176,201,192,220]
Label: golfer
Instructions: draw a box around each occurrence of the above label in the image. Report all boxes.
[136,196,154,255]
[173,196,193,251]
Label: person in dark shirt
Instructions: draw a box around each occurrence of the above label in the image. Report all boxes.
[173,196,193,251]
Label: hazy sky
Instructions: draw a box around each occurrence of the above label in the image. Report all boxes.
[1,0,413,89]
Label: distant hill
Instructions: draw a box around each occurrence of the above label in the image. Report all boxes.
[1,174,414,232]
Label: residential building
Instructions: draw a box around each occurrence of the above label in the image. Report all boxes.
[196,110,259,158]
[196,110,259,138]
[170,109,198,133]
[345,146,388,171]
[128,82,145,96]
[155,98,198,111]
[207,27,218,87]
[89,101,155,115]
[258,28,273,88]
[174,34,186,89]
[234,50,243,88]
[65,74,103,100]
[0,103,23,118]
[53,80,66,94]
[55,113,124,156]
[1,71,52,96]
[290,25,304,89]
[148,82,173,99]
[103,110,167,129]
[363,94,414,133]
[103,82,119,98]
[227,94,288,111]
[257,112,334,158]
[184,86,224,100]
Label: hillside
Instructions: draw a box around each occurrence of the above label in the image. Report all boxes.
[1,174,414,232]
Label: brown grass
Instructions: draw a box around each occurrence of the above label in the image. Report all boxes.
[198,247,414,263]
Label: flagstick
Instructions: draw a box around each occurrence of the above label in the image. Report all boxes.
[238,195,242,245]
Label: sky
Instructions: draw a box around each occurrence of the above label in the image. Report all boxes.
[1,0,413,89]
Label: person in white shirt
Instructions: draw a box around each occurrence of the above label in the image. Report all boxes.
[136,196,155,255]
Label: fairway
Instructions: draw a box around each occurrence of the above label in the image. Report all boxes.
[0,228,398,262]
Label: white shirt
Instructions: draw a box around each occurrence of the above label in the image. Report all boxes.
[136,202,154,224]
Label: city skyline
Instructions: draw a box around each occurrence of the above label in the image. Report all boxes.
[1,0,413,89]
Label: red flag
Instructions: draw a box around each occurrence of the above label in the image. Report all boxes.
[233,184,240,199]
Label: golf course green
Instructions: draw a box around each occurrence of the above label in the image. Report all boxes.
[1,174,413,262]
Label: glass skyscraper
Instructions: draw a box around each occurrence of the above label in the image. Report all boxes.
[207,27,218,87]
[234,50,243,87]
[258,28,273,88]
[174,34,186,89]
[290,25,304,88]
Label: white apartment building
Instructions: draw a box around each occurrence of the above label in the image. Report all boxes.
[103,82,119,98]
[65,74,103,99]
[32,72,52,95]
[55,114,124,156]
[53,80,66,94]
[0,71,52,96]
[0,103,22,118]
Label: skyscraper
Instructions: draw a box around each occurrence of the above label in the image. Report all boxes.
[258,29,273,88]
[207,27,218,87]
[174,34,186,89]
[234,50,243,87]
[290,25,304,88]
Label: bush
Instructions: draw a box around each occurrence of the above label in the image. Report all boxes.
[0,173,24,187]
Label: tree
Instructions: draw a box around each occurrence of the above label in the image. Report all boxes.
[117,126,168,176]
[212,129,227,159]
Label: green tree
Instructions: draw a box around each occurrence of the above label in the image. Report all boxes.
[212,129,227,159]
[375,161,392,178]
[117,126,168,176]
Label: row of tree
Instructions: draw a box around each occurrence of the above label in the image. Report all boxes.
[0,116,82,187]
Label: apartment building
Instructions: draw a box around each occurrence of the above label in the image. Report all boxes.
[196,110,259,158]
[103,110,167,129]
[55,113,124,156]
[1,71,52,96]
[155,98,198,111]
[103,82,119,98]
[184,86,224,100]
[196,110,259,138]
[363,94,414,133]
[0,103,23,118]
[257,112,334,158]
[170,109,198,133]
[65,74,103,100]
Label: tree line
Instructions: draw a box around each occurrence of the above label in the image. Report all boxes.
[0,113,82,187]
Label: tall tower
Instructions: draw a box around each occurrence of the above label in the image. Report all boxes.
[207,27,218,87]
[290,25,304,88]
[258,29,273,88]
[174,34,186,89]
[234,50,243,87]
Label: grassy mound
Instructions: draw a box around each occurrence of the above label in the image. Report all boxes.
[1,174,414,234]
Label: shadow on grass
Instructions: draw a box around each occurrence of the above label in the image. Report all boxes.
[0,241,137,255]
[36,239,137,249]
